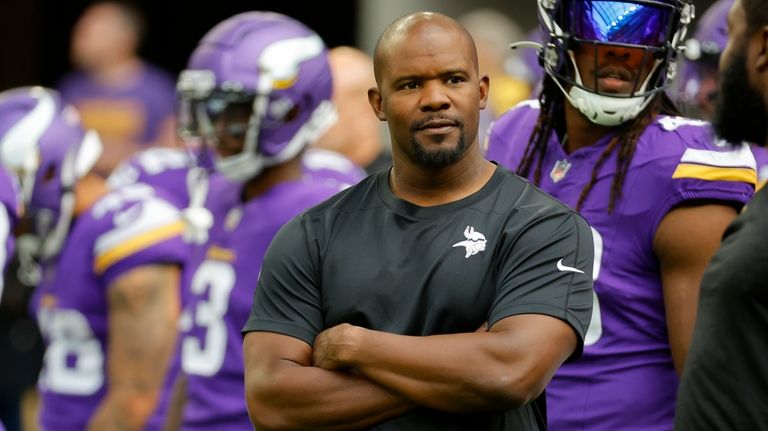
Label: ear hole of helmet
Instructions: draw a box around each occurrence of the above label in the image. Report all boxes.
[42,163,56,183]
[282,104,300,123]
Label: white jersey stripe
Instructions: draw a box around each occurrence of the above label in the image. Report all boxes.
[94,198,181,258]
[679,144,757,170]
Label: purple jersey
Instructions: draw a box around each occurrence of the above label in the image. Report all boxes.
[177,175,342,431]
[486,101,755,431]
[108,147,194,206]
[302,147,367,190]
[34,184,188,431]
[110,147,364,206]
[0,165,20,300]
[58,63,175,145]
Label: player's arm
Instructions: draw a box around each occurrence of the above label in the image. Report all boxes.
[243,331,415,431]
[87,264,181,431]
[313,313,577,412]
[654,203,738,374]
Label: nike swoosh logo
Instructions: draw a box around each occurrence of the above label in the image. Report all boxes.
[557,258,584,274]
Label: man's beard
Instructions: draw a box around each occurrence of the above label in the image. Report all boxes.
[411,133,468,166]
[713,49,768,146]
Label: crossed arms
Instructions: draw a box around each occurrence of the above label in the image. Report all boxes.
[243,313,577,430]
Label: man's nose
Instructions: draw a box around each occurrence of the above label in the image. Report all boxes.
[604,45,633,61]
[420,80,450,111]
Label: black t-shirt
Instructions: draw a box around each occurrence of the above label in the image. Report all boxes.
[675,186,768,430]
[244,165,594,430]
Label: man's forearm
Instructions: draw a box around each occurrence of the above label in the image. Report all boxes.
[314,316,576,413]
[246,362,414,430]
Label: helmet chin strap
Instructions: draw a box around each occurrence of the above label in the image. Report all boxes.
[549,51,662,127]
[182,165,214,245]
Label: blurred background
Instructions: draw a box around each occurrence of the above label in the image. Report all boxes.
[1,0,719,89]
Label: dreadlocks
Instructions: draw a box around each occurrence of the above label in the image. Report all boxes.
[517,76,681,214]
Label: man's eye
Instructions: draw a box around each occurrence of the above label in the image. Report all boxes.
[447,76,464,84]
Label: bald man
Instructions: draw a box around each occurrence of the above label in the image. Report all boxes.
[242,12,593,430]
[312,46,390,173]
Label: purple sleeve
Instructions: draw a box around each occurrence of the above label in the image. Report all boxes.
[302,148,368,189]
[92,195,189,287]
[484,100,540,172]
[99,235,188,287]
[646,119,756,233]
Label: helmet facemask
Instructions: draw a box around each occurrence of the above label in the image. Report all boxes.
[538,0,694,125]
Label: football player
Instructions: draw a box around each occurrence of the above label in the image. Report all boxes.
[485,1,756,429]
[167,11,353,431]
[0,86,187,431]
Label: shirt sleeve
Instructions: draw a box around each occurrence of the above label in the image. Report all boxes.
[93,196,188,287]
[490,208,595,361]
[242,214,324,345]
[650,140,756,236]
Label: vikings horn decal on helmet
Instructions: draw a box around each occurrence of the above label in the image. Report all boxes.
[0,86,103,259]
[537,0,694,126]
[177,11,337,183]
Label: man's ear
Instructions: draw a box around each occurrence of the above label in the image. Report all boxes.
[756,26,768,72]
[479,74,490,111]
[368,87,386,121]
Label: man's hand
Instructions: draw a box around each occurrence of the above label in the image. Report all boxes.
[313,323,362,370]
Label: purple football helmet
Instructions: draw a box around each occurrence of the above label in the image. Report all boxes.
[177,11,336,182]
[0,86,102,259]
[537,0,694,125]
[674,0,733,119]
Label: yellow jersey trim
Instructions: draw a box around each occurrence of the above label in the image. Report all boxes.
[672,164,757,186]
[94,220,186,274]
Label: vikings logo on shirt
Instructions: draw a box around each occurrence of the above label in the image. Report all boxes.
[452,226,487,258]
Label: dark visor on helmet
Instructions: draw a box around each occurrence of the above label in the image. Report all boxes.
[568,0,675,47]
[178,91,255,139]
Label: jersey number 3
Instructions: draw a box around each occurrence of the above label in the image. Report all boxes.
[182,260,236,376]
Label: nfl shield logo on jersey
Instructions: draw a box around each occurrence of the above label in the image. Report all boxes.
[550,159,572,183]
